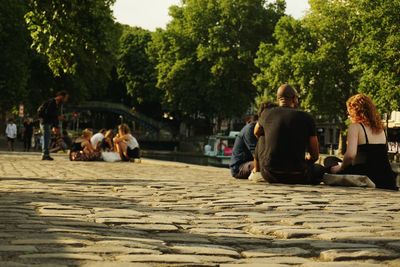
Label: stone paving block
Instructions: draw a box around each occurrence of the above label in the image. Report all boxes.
[241,247,310,257]
[387,242,400,250]
[0,245,38,252]
[0,233,14,238]
[238,256,310,265]
[19,253,103,261]
[124,223,178,231]
[155,233,211,243]
[386,259,400,266]
[11,238,92,246]
[319,248,399,261]
[81,262,151,267]
[221,264,290,267]
[193,255,237,263]
[94,218,145,224]
[273,229,327,239]
[115,254,201,263]
[317,232,376,241]
[0,262,29,267]
[170,244,240,257]
[301,262,385,267]
[309,241,378,249]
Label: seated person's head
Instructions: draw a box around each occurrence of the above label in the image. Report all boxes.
[104,129,114,139]
[99,128,107,135]
[118,124,131,135]
[276,84,299,108]
[245,114,258,124]
[346,93,383,133]
[82,128,93,140]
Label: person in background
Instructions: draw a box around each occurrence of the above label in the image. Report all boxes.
[23,118,34,152]
[69,128,101,161]
[325,93,398,190]
[113,124,140,162]
[229,114,258,179]
[91,128,107,151]
[38,91,69,160]
[102,129,114,151]
[62,130,72,151]
[5,118,17,151]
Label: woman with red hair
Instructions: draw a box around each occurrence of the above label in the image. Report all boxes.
[325,94,398,190]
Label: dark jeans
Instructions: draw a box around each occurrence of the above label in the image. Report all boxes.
[232,161,254,179]
[40,123,51,157]
[24,134,32,151]
[261,163,325,185]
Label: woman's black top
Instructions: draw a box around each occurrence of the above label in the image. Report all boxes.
[344,123,398,190]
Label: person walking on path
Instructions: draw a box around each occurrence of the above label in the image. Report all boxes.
[257,84,324,184]
[38,91,69,160]
[5,118,17,151]
[324,93,398,191]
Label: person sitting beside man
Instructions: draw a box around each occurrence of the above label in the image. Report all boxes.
[257,84,324,184]
[229,115,258,179]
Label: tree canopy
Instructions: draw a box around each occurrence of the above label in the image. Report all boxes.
[254,0,399,125]
[149,0,285,121]
[0,0,30,113]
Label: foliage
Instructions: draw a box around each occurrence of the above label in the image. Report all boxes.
[349,0,400,112]
[254,0,359,125]
[25,0,120,100]
[117,26,162,118]
[149,0,285,121]
[0,0,30,113]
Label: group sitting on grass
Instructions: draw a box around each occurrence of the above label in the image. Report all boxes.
[69,123,141,163]
[230,84,398,191]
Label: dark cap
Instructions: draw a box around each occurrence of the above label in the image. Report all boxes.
[276,84,299,99]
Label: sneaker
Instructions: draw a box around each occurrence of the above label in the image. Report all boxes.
[42,155,54,161]
[248,171,264,182]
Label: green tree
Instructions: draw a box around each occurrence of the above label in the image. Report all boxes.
[349,0,400,113]
[117,26,162,118]
[149,0,285,123]
[0,0,30,117]
[25,0,120,100]
[254,0,358,122]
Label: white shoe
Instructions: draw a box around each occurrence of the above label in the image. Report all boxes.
[248,171,265,182]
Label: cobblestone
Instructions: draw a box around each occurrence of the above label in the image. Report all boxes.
[0,153,399,266]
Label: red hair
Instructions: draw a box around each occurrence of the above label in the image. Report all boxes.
[346,94,383,133]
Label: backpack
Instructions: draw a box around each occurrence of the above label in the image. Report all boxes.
[37,100,50,119]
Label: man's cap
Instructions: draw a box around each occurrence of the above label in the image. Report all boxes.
[276,84,299,99]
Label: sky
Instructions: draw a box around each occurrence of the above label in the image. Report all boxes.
[112,0,310,31]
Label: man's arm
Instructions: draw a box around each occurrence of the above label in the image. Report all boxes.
[306,135,319,163]
[253,122,264,138]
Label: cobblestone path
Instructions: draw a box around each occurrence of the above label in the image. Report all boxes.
[0,153,399,266]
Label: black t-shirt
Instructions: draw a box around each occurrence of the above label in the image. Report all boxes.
[42,98,59,127]
[259,107,316,173]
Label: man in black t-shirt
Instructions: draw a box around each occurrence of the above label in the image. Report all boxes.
[257,84,324,184]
